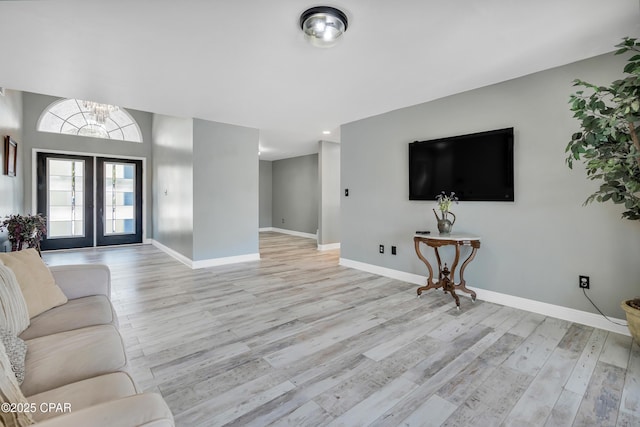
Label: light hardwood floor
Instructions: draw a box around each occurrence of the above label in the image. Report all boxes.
[42,232,640,426]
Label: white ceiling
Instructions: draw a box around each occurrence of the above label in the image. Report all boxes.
[0,1,639,160]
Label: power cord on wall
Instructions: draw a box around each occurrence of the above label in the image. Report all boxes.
[582,288,628,327]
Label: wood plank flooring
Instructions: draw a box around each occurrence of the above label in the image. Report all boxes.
[42,232,640,426]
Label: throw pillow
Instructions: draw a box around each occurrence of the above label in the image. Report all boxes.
[0,338,34,426]
[0,249,67,319]
[0,265,30,335]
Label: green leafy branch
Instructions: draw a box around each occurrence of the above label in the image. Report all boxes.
[566,37,640,220]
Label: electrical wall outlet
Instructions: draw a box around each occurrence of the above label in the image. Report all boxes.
[579,275,590,289]
[379,244,384,254]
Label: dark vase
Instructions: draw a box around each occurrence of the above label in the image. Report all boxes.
[437,219,453,234]
[433,209,456,234]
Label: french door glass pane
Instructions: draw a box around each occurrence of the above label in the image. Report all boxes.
[104,162,136,235]
[47,159,84,238]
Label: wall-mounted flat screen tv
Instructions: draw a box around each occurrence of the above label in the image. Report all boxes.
[409,127,514,201]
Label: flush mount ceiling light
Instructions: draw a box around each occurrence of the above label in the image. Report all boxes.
[300,6,348,48]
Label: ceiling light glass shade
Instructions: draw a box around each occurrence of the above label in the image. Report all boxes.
[300,6,348,48]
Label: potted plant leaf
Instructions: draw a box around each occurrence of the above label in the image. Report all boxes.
[0,213,47,255]
[565,37,640,342]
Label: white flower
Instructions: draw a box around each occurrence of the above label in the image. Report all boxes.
[435,191,459,213]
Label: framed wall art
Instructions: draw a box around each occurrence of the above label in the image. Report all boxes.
[4,136,17,177]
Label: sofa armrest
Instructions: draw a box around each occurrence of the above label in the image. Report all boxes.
[34,393,174,427]
[49,264,111,300]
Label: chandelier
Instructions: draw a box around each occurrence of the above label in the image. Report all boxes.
[82,100,119,125]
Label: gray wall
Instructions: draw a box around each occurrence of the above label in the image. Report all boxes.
[318,141,340,245]
[0,90,24,251]
[272,154,318,235]
[259,160,272,228]
[152,114,194,259]
[341,52,640,318]
[192,119,259,261]
[21,92,154,239]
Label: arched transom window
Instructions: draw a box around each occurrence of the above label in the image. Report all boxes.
[37,98,143,143]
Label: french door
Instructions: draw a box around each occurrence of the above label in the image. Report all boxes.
[96,157,143,246]
[36,153,94,250]
[37,153,143,250]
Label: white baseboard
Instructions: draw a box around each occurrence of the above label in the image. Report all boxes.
[151,239,260,270]
[192,253,260,269]
[340,258,425,285]
[466,286,629,336]
[265,227,317,240]
[318,242,341,251]
[259,229,337,250]
[151,239,193,268]
[339,257,629,336]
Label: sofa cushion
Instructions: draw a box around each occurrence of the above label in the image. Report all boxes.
[0,265,30,335]
[27,372,138,422]
[19,295,116,341]
[0,249,67,319]
[0,328,27,384]
[0,339,34,426]
[21,325,127,396]
[26,393,174,427]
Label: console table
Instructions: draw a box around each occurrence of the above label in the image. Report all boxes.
[413,233,481,309]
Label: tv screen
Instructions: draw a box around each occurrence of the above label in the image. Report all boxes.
[409,127,514,201]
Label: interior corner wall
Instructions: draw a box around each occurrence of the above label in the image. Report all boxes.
[0,89,24,251]
[259,160,273,228]
[341,51,640,319]
[21,92,154,239]
[318,140,340,245]
[152,113,194,259]
[272,154,318,235]
[192,119,259,261]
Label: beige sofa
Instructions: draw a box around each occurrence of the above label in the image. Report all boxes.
[0,251,174,426]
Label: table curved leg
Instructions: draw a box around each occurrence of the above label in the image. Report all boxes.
[450,243,461,284]
[457,247,478,301]
[434,247,443,281]
[414,239,436,296]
